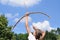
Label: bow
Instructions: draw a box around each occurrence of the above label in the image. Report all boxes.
[12,12,50,30]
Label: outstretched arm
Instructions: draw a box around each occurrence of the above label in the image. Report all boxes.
[25,13,31,34]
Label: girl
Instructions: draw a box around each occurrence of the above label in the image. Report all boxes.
[25,12,45,40]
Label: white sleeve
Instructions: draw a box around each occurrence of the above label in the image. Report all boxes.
[28,33,36,40]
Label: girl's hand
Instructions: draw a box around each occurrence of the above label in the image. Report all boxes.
[25,12,29,16]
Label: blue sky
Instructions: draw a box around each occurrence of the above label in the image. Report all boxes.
[0,0,60,34]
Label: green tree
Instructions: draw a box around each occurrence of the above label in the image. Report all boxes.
[16,33,28,40]
[0,15,14,40]
[57,28,60,34]
[44,31,57,40]
[57,35,60,40]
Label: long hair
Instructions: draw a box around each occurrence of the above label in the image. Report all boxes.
[35,29,42,40]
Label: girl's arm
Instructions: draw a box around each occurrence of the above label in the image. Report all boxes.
[25,13,31,34]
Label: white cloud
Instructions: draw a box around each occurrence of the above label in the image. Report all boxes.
[14,13,19,17]
[13,16,32,23]
[0,0,41,7]
[0,0,9,5]
[14,18,19,22]
[20,16,32,23]
[5,13,13,18]
[5,13,31,23]
[5,13,19,19]
[5,13,21,23]
[31,20,56,32]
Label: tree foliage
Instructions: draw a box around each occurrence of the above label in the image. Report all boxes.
[0,15,14,40]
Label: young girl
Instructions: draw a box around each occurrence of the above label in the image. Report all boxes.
[25,12,45,40]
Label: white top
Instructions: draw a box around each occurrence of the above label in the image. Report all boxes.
[28,33,36,40]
